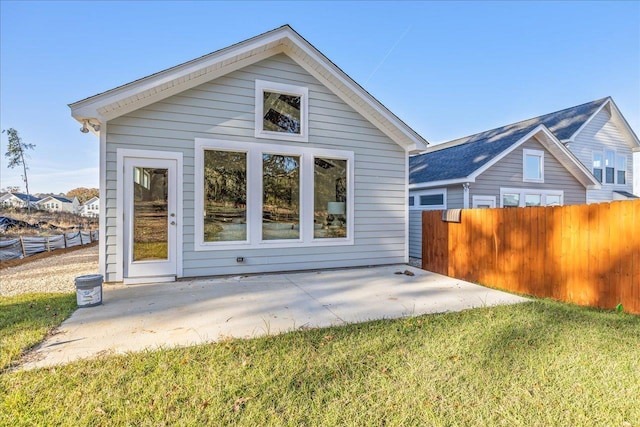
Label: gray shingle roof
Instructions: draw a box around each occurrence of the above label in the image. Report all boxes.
[410,97,608,184]
[10,193,41,202]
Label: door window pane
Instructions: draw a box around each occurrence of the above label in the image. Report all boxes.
[262,154,300,240]
[133,167,168,261]
[203,150,247,242]
[314,158,347,239]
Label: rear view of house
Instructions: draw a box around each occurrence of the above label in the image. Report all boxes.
[69,25,427,284]
[0,192,40,209]
[36,195,80,214]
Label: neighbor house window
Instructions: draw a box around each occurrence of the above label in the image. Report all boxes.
[408,196,415,206]
[314,158,347,239]
[605,149,615,184]
[255,80,309,142]
[203,150,247,242]
[616,155,627,184]
[523,149,544,182]
[409,189,447,210]
[592,152,603,183]
[194,139,354,250]
[501,188,563,207]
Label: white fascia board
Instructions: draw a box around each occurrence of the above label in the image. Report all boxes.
[409,177,473,190]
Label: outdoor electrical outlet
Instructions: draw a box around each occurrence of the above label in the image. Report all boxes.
[236,257,244,263]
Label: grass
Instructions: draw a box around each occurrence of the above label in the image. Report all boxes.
[0,293,77,370]
[1,299,638,426]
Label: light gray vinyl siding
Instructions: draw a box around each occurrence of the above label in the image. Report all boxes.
[568,108,636,203]
[470,138,586,206]
[103,54,407,281]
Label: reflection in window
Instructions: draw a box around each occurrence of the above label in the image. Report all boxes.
[203,150,247,242]
[593,152,603,183]
[524,151,543,181]
[133,168,168,261]
[605,150,615,184]
[616,155,626,184]
[263,92,301,134]
[525,194,541,207]
[314,158,347,239]
[546,195,561,206]
[503,193,520,207]
[262,154,300,240]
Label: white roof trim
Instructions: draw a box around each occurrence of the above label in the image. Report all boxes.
[409,178,474,190]
[568,97,640,148]
[69,25,427,151]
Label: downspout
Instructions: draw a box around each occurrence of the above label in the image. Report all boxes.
[463,182,470,209]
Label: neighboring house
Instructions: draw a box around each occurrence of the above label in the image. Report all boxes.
[80,197,100,217]
[408,97,639,258]
[37,195,80,213]
[0,192,40,209]
[69,25,428,284]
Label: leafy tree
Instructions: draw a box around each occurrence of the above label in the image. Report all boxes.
[66,187,99,204]
[2,128,35,213]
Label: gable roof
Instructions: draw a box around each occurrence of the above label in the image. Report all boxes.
[3,192,41,203]
[38,195,74,204]
[69,25,428,152]
[83,196,99,205]
[410,97,637,187]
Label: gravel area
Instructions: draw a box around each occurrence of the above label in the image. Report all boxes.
[0,245,99,296]
[408,257,422,268]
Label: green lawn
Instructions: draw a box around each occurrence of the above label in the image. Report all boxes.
[1,296,638,426]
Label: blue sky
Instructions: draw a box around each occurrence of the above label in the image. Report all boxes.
[1,1,638,194]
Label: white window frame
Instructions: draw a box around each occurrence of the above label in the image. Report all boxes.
[255,80,309,143]
[499,187,564,208]
[592,151,604,183]
[194,138,354,251]
[409,188,447,210]
[472,195,496,208]
[523,149,544,183]
[616,154,627,185]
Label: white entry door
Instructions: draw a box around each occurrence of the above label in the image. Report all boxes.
[124,157,178,280]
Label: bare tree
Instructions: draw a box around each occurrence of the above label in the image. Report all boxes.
[2,128,36,213]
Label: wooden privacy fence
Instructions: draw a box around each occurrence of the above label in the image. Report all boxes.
[422,200,640,314]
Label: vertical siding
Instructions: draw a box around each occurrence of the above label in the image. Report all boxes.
[470,137,587,205]
[568,108,636,203]
[104,54,407,281]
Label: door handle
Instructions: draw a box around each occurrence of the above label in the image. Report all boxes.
[171,221,176,225]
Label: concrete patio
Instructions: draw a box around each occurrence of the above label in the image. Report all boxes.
[22,265,529,369]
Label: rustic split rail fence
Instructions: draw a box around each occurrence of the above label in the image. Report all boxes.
[0,230,99,261]
[422,199,639,314]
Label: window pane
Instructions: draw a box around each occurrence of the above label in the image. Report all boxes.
[546,195,561,206]
[263,154,300,240]
[133,167,168,261]
[594,168,603,183]
[605,167,615,184]
[617,170,626,185]
[525,194,541,207]
[263,92,301,134]
[616,156,626,184]
[503,193,519,207]
[605,150,615,167]
[409,196,414,206]
[314,158,347,239]
[524,154,541,180]
[593,153,603,168]
[420,194,444,206]
[203,150,247,242]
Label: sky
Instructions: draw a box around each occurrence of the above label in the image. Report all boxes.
[1,1,638,194]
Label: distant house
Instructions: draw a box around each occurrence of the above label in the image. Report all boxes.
[408,97,640,259]
[37,195,80,213]
[0,192,41,209]
[80,197,100,217]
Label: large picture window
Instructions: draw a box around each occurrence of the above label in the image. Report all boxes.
[255,80,308,142]
[203,150,247,242]
[262,154,300,240]
[194,139,353,250]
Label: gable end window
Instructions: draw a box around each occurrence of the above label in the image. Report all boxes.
[255,80,309,142]
[595,149,627,185]
[592,152,603,183]
[616,155,627,185]
[523,149,544,182]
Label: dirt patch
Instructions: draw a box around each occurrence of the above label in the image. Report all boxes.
[0,241,98,271]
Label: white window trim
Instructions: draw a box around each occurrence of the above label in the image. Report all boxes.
[472,195,496,208]
[409,188,447,210]
[592,151,604,183]
[596,149,629,185]
[194,138,354,251]
[616,154,627,185]
[255,79,309,143]
[523,148,544,183]
[499,187,564,208]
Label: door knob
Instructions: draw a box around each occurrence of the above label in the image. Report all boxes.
[171,221,176,225]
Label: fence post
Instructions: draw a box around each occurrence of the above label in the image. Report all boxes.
[19,236,27,258]
[79,230,84,245]
[46,236,51,252]
[62,232,67,249]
